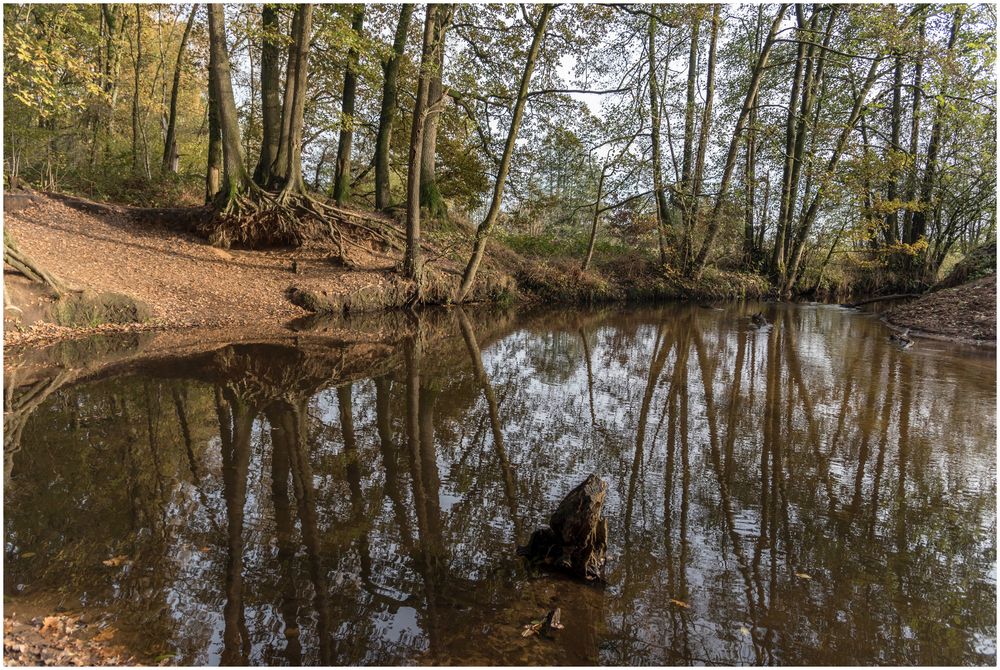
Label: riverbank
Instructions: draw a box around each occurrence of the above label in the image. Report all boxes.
[3,191,770,347]
[884,274,996,344]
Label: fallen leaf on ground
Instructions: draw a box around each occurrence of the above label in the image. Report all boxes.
[669,599,691,609]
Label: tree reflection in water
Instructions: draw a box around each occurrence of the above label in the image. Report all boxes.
[4,304,996,665]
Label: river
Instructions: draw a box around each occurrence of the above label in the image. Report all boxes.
[3,303,996,665]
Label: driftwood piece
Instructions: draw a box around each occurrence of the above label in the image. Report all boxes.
[518,474,608,581]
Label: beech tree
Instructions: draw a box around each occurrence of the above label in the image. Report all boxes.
[332,6,365,205]
[374,4,414,211]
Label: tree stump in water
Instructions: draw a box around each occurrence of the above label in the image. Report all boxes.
[519,474,608,581]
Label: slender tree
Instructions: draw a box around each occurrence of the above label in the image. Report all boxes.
[374,4,414,211]
[404,4,440,282]
[456,4,554,302]
[162,4,197,174]
[647,7,670,264]
[690,3,788,279]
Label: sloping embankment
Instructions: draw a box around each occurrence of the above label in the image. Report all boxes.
[885,274,996,344]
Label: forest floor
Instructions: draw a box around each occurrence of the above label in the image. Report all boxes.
[3,192,403,347]
[885,274,996,343]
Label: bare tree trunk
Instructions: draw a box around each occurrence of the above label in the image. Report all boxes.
[207,3,248,206]
[456,4,554,302]
[647,8,670,265]
[162,5,197,174]
[689,4,788,279]
[375,4,414,211]
[333,6,365,205]
[420,5,453,219]
[771,5,809,277]
[278,4,314,197]
[680,9,700,198]
[783,57,885,292]
[902,12,926,244]
[206,43,222,203]
[883,53,903,244]
[582,165,607,272]
[404,4,440,283]
[252,4,282,186]
[131,5,143,176]
[911,7,963,250]
[687,4,720,270]
[271,8,301,188]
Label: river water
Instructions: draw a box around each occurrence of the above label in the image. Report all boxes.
[3,303,996,665]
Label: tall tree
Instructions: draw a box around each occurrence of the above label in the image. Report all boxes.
[910,7,964,257]
[273,3,314,196]
[332,6,365,205]
[162,4,198,174]
[689,3,788,279]
[902,11,926,244]
[420,4,454,218]
[771,5,811,277]
[647,7,670,264]
[404,4,441,283]
[374,4,414,211]
[685,3,720,270]
[456,4,554,302]
[782,56,886,292]
[252,4,282,187]
[207,3,248,207]
[206,37,222,203]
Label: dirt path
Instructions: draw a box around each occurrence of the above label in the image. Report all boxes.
[4,194,395,345]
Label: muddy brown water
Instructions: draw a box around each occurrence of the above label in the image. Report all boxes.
[3,303,996,666]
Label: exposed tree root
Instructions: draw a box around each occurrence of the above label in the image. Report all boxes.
[3,230,72,296]
[203,184,407,255]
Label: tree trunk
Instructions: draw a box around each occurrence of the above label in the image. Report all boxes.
[333,6,365,205]
[689,4,788,279]
[207,3,249,206]
[271,8,301,188]
[883,52,904,244]
[771,5,809,277]
[687,4,720,270]
[581,166,607,272]
[206,42,222,204]
[455,4,554,302]
[252,4,282,186]
[783,57,885,292]
[162,5,198,174]
[647,8,670,265]
[910,7,963,249]
[277,4,314,196]
[131,6,143,176]
[420,5,453,219]
[680,9,700,197]
[374,4,414,211]
[404,4,440,283]
[902,12,926,244]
